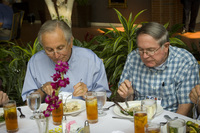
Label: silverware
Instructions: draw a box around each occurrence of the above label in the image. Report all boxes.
[125,98,129,108]
[103,104,115,111]
[17,108,25,118]
[65,94,72,104]
[113,101,129,115]
[164,115,178,121]
[112,116,134,122]
[196,96,199,121]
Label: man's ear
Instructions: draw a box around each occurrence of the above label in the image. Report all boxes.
[164,42,170,48]
[69,37,74,48]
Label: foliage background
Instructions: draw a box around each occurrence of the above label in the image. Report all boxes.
[0,9,193,105]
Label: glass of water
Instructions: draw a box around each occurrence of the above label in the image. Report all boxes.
[141,96,157,121]
[167,118,186,133]
[26,92,41,119]
[96,91,107,117]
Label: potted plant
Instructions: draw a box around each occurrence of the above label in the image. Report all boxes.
[0,39,43,106]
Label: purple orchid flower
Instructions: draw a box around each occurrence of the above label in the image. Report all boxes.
[43,61,70,117]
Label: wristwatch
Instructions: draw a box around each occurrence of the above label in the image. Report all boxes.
[40,85,46,95]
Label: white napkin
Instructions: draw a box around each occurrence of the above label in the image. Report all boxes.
[111,131,125,133]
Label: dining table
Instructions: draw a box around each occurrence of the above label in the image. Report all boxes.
[0,101,199,133]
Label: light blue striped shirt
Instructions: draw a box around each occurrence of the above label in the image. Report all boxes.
[22,46,111,101]
[119,46,200,112]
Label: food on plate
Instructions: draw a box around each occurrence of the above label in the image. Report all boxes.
[186,121,200,133]
[63,101,81,113]
[120,106,136,116]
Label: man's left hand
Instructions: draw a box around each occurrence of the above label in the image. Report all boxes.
[189,84,200,105]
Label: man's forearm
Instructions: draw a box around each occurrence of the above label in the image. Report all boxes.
[176,103,193,116]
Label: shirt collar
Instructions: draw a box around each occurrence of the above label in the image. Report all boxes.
[154,45,175,71]
[68,45,75,65]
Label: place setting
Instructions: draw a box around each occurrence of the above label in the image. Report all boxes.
[112,96,164,120]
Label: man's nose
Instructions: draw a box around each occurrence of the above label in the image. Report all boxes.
[54,51,60,58]
[142,52,149,58]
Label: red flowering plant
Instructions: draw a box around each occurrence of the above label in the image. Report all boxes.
[43,61,70,117]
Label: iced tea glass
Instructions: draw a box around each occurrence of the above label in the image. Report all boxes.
[85,91,98,124]
[52,94,63,125]
[133,106,148,133]
[3,100,19,132]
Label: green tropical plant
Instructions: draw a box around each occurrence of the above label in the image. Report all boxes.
[74,8,187,100]
[0,39,43,106]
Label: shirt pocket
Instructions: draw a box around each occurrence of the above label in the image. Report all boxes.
[161,83,178,109]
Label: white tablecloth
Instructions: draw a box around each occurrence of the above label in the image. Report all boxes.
[0,102,198,133]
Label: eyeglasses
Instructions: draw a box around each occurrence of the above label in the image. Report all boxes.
[136,46,162,56]
[45,49,65,55]
[45,45,67,55]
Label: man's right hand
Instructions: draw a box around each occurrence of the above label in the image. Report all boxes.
[41,82,54,96]
[117,79,134,98]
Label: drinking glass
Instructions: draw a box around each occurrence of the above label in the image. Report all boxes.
[141,96,157,121]
[133,105,148,133]
[145,122,161,133]
[167,118,186,133]
[34,113,49,133]
[96,91,107,116]
[26,92,41,119]
[85,91,98,124]
[52,94,63,125]
[3,100,19,132]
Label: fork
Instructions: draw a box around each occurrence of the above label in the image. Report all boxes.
[125,97,129,108]
[194,96,199,121]
[65,94,72,104]
[17,108,25,118]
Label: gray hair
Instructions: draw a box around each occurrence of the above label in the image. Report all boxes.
[38,20,73,45]
[136,22,169,46]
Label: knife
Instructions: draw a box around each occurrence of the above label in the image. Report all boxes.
[113,101,129,115]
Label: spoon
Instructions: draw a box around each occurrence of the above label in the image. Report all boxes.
[164,115,178,121]
[17,108,25,118]
[103,104,115,111]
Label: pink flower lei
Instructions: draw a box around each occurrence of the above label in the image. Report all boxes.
[43,61,70,117]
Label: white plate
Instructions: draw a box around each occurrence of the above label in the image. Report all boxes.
[40,99,86,115]
[113,101,164,118]
[0,108,5,125]
[64,99,86,115]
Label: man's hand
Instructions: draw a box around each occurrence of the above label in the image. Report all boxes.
[42,82,54,96]
[117,79,134,98]
[73,82,88,97]
[189,84,200,105]
[0,91,9,105]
